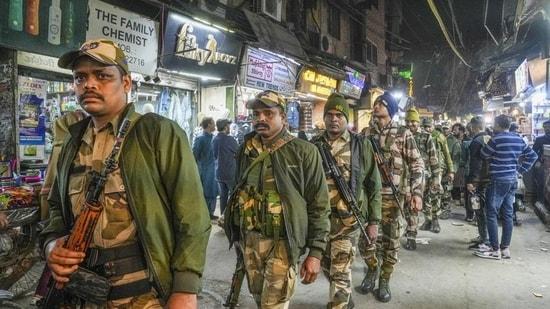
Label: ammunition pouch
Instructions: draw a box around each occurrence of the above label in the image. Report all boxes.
[65,267,111,304]
[64,243,151,304]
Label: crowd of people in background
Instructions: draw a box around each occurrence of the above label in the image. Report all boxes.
[190,92,545,307]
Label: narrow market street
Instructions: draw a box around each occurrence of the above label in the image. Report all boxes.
[201,205,550,309]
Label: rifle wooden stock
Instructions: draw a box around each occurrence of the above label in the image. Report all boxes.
[64,200,103,252]
[39,119,132,308]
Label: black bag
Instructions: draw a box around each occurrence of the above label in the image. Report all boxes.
[64,267,111,304]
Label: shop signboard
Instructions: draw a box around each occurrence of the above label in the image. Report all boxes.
[241,47,298,94]
[162,12,242,81]
[515,59,529,95]
[0,0,87,57]
[18,76,47,160]
[17,51,71,75]
[299,69,338,97]
[338,66,366,99]
[87,0,159,76]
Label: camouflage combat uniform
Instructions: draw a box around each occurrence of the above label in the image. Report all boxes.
[442,134,461,210]
[405,130,440,240]
[425,130,453,221]
[229,130,330,308]
[361,122,423,280]
[311,130,381,309]
[70,118,161,308]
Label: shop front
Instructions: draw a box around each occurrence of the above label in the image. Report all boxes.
[162,10,242,141]
[296,67,341,133]
[237,46,300,141]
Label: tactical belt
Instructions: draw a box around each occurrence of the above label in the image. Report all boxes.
[84,242,152,300]
[86,242,143,266]
[108,278,152,300]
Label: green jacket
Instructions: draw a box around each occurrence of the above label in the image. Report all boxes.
[227,131,330,264]
[432,130,454,173]
[310,130,382,225]
[40,105,211,300]
[446,134,462,173]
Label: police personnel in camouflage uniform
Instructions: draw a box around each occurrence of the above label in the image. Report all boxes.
[311,93,382,308]
[357,93,424,302]
[442,123,463,217]
[420,118,453,233]
[403,108,440,250]
[41,39,211,308]
[225,90,330,308]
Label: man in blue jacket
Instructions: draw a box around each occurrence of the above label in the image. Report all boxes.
[193,117,219,219]
[476,115,537,260]
[212,118,239,223]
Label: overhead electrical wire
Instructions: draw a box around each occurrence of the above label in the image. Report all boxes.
[426,0,472,68]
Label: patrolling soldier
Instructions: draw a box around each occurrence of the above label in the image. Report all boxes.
[40,39,211,308]
[441,122,460,218]
[357,93,424,302]
[403,108,440,250]
[420,118,453,233]
[224,90,330,308]
[311,93,382,308]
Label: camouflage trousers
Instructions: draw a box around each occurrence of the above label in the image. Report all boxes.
[403,203,418,240]
[242,231,296,309]
[359,196,402,279]
[441,180,453,212]
[423,189,441,220]
[83,291,161,308]
[322,215,360,309]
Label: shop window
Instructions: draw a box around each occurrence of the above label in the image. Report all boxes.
[366,40,377,65]
[328,3,340,39]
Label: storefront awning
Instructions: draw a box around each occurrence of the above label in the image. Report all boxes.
[243,10,308,61]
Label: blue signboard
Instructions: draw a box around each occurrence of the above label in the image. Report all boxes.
[338,66,366,99]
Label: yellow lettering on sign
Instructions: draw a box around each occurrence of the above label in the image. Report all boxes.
[315,74,337,88]
[303,69,316,82]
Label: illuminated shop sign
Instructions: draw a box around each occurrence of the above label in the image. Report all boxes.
[299,69,338,97]
[162,12,242,81]
[338,66,366,99]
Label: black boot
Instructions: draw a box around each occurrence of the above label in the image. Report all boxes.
[419,219,432,231]
[404,238,416,250]
[431,218,441,233]
[439,210,450,220]
[357,267,378,295]
[377,278,391,302]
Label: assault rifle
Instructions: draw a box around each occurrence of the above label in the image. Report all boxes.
[368,137,405,217]
[38,119,132,308]
[315,142,371,246]
[223,243,244,308]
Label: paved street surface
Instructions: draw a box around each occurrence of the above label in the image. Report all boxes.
[203,206,550,309]
[10,206,550,308]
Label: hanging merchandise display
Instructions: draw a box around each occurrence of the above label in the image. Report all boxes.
[286,100,300,130]
[134,83,196,138]
[299,102,313,131]
[0,0,87,56]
